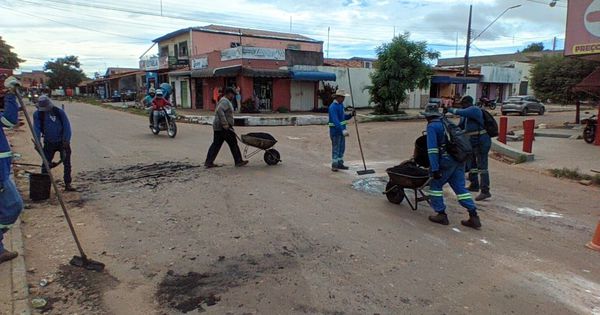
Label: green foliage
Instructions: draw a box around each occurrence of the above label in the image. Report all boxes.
[550,168,600,185]
[520,42,544,53]
[368,33,439,114]
[0,37,24,69]
[317,82,338,109]
[44,56,86,89]
[530,55,600,104]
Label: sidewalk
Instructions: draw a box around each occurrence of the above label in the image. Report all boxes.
[0,220,31,315]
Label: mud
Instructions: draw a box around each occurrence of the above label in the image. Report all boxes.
[157,252,298,313]
[78,161,201,190]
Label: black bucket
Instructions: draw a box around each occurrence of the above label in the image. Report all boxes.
[414,135,430,168]
[29,173,51,201]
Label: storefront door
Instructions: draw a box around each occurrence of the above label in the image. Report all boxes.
[195,79,203,109]
[253,78,273,111]
[180,79,190,108]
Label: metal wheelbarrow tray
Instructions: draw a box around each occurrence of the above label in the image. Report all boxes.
[237,132,281,165]
[384,162,431,211]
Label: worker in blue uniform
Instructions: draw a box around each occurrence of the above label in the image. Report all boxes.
[0,77,24,264]
[328,89,355,172]
[422,103,481,229]
[33,95,75,191]
[446,96,492,201]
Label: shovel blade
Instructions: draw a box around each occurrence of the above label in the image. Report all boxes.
[357,169,376,175]
[70,256,105,272]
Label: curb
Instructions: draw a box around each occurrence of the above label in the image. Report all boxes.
[491,138,535,162]
[10,220,31,315]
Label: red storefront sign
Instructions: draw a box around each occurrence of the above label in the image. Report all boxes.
[565,0,600,56]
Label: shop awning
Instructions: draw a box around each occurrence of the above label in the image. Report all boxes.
[243,68,289,78]
[573,67,600,94]
[290,71,336,81]
[191,66,290,78]
[431,76,480,84]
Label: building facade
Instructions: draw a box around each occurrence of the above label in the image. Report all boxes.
[140,25,335,111]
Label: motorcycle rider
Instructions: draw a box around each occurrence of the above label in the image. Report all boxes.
[143,88,156,126]
[445,96,492,201]
[0,76,24,264]
[151,89,171,131]
[422,103,481,229]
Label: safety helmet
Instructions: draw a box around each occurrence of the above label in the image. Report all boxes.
[156,89,163,96]
[149,87,156,94]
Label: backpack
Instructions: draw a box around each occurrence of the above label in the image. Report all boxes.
[442,117,473,163]
[39,107,63,135]
[481,109,499,137]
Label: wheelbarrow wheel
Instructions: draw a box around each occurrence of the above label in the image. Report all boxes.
[385,182,405,204]
[264,149,280,165]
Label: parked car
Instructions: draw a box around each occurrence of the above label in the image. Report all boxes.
[501,96,545,116]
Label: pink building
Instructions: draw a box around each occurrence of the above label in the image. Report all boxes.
[141,25,335,111]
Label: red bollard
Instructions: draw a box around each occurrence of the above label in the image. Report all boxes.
[595,106,600,146]
[498,116,508,144]
[523,119,535,153]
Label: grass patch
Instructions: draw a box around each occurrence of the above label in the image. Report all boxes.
[549,168,600,185]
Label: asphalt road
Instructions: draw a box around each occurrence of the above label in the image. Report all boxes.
[21,103,600,314]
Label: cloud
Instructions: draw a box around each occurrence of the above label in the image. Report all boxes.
[0,0,568,75]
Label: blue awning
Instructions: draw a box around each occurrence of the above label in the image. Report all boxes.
[290,71,336,81]
[431,76,480,84]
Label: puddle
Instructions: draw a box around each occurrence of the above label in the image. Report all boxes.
[352,176,388,195]
[514,207,563,218]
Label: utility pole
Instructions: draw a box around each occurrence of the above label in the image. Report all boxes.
[552,36,557,51]
[455,32,459,57]
[327,27,330,58]
[393,26,396,38]
[464,4,473,78]
[160,0,163,16]
[290,16,292,32]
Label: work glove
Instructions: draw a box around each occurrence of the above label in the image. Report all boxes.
[3,76,21,93]
[351,109,356,117]
[342,129,350,137]
[432,170,442,179]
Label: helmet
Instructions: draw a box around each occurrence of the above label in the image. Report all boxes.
[156,89,163,96]
[149,87,156,94]
[460,95,474,106]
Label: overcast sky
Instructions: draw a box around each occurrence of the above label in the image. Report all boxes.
[0,0,568,76]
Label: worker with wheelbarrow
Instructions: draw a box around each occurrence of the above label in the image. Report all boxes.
[422,104,481,229]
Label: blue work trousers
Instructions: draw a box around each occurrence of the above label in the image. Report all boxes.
[429,156,477,214]
[0,179,24,253]
[330,134,346,167]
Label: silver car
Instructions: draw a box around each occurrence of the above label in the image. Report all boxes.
[501,95,545,116]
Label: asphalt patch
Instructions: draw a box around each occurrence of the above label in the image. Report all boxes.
[156,252,298,313]
[78,161,201,190]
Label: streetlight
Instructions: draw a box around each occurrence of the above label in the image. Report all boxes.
[463,4,522,77]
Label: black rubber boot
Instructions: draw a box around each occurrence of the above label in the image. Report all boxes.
[0,250,18,264]
[461,215,482,230]
[428,212,449,225]
[337,163,349,170]
[475,191,491,201]
[467,184,479,192]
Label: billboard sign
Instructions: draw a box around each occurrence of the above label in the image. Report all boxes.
[566,0,600,56]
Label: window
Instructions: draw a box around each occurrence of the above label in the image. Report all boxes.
[230,42,241,48]
[364,61,373,69]
[160,46,169,57]
[178,41,188,57]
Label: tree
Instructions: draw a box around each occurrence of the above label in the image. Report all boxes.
[530,54,600,104]
[44,55,86,89]
[0,37,25,69]
[520,42,544,53]
[368,33,440,114]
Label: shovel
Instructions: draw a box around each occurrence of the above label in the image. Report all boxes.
[15,91,105,272]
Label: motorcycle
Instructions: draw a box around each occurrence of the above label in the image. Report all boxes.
[582,114,597,144]
[477,97,497,110]
[149,106,177,138]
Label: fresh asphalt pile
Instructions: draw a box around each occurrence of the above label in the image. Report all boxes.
[387,161,429,177]
[78,161,202,190]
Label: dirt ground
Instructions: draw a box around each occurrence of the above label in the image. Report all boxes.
[8,101,600,315]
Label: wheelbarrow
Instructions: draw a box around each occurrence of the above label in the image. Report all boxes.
[235,132,281,165]
[383,161,431,211]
